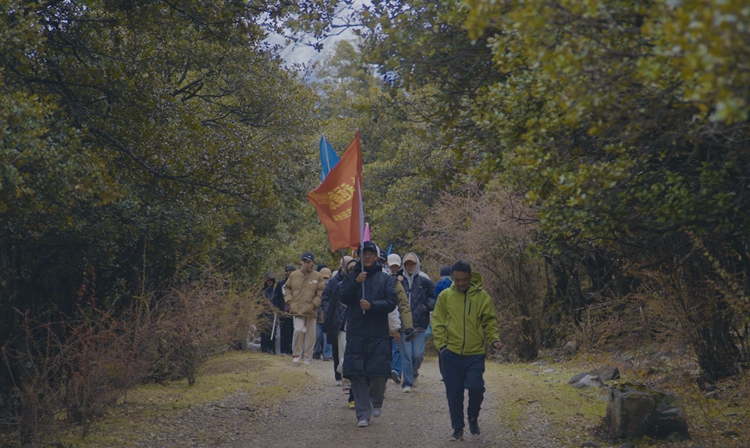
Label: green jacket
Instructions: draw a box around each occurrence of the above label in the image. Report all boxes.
[432,272,500,356]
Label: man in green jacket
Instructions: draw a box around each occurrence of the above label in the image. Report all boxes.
[432,261,502,441]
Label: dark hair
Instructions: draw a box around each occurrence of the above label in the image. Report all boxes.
[451,260,472,276]
[317,263,328,272]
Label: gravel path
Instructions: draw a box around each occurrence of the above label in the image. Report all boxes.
[132,353,561,447]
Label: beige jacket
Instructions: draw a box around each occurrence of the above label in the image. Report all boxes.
[284,269,325,317]
[389,280,413,337]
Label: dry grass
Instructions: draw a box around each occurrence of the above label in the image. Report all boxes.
[501,350,750,447]
[40,351,310,447]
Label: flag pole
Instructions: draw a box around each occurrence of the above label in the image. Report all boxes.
[322,134,332,175]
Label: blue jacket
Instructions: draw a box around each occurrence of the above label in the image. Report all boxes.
[434,277,453,300]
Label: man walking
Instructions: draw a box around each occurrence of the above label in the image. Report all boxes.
[338,242,397,427]
[314,267,334,361]
[432,261,502,441]
[272,266,296,355]
[322,257,353,386]
[399,252,435,392]
[260,273,276,354]
[284,252,325,365]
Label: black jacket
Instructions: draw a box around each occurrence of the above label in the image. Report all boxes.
[401,274,435,329]
[321,271,347,337]
[272,278,287,311]
[339,261,398,378]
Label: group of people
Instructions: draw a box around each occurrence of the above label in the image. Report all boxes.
[261,245,502,441]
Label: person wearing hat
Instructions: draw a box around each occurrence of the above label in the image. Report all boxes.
[260,273,277,354]
[273,265,296,355]
[314,268,334,361]
[338,241,398,427]
[284,252,325,365]
[398,252,435,392]
[383,252,417,384]
[433,261,502,441]
[387,254,402,275]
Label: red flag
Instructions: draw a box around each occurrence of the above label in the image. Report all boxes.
[307,133,363,251]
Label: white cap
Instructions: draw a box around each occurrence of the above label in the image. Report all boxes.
[387,254,402,267]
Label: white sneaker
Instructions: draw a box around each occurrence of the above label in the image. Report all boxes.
[357,419,369,427]
[402,386,411,393]
[336,380,342,386]
[373,408,382,417]
[292,356,300,363]
[303,359,311,365]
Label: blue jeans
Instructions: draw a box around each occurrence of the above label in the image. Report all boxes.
[391,339,401,375]
[315,323,333,359]
[397,329,426,388]
[441,350,486,429]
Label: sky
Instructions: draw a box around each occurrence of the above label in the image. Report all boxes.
[264,2,364,81]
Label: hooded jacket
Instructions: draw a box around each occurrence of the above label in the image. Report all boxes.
[400,252,435,329]
[338,260,398,378]
[432,272,500,356]
[284,269,325,317]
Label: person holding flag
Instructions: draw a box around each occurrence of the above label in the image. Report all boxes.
[338,241,398,427]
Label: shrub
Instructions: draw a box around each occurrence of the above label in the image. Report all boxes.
[418,183,545,361]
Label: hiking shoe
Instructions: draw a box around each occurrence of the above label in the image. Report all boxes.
[450,429,463,441]
[391,370,401,384]
[373,408,382,417]
[292,356,300,363]
[469,417,480,435]
[402,386,411,393]
[303,358,311,365]
[357,419,369,427]
[348,401,355,409]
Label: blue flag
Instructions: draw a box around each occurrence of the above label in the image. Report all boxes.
[319,136,340,182]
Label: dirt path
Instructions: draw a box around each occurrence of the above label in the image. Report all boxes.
[131,353,561,448]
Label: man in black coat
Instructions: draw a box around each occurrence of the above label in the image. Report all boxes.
[321,256,353,385]
[338,242,398,427]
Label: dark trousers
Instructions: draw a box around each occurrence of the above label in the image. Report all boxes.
[280,317,294,355]
[350,375,387,422]
[260,331,274,353]
[441,350,486,430]
[331,335,342,381]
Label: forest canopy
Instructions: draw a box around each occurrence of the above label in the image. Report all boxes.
[2,0,749,443]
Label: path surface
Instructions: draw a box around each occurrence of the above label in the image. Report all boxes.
[133,353,559,447]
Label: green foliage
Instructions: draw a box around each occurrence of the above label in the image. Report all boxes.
[0,0,322,431]
[313,40,459,252]
[461,0,750,245]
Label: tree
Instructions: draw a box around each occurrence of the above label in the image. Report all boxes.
[463,0,750,380]
[1,1,321,430]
